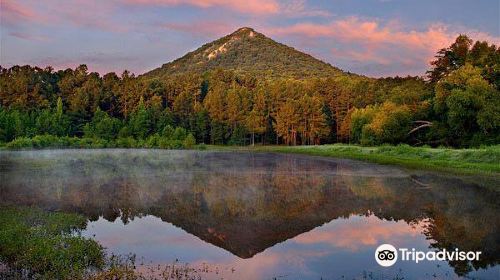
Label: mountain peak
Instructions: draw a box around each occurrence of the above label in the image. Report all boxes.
[144,27,343,79]
[234,27,255,32]
[232,27,256,36]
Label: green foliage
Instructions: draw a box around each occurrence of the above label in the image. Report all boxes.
[210,121,227,145]
[182,133,196,148]
[5,137,33,149]
[350,102,412,145]
[435,64,500,146]
[0,206,211,279]
[0,109,23,142]
[84,108,122,140]
[0,206,105,279]
[3,133,197,150]
[190,110,210,143]
[172,127,188,141]
[228,125,247,145]
[129,98,152,139]
[428,35,500,89]
[350,107,377,144]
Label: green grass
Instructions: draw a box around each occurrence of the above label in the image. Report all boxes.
[0,206,224,279]
[208,144,500,176]
[0,206,105,279]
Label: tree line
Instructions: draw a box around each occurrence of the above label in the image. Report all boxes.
[1,35,499,148]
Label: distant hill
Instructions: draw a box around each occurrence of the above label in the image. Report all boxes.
[144,27,345,79]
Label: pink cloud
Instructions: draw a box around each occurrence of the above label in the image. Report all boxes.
[293,215,425,251]
[267,18,455,53]
[266,17,500,76]
[0,0,49,25]
[279,0,332,18]
[47,0,127,33]
[124,0,279,15]
[331,47,390,65]
[161,21,235,37]
[1,0,126,32]
[9,32,50,42]
[187,249,331,280]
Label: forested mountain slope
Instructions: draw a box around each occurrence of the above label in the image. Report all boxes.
[144,27,344,79]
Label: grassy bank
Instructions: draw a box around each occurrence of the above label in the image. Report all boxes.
[213,144,500,176]
[0,206,208,280]
[0,206,105,279]
[1,136,498,176]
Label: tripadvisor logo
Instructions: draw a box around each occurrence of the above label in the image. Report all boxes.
[375,244,398,267]
[375,244,481,267]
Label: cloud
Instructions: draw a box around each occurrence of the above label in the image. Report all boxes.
[0,0,49,25]
[160,21,236,37]
[292,215,424,251]
[124,0,280,15]
[47,0,127,33]
[267,18,453,53]
[125,0,330,18]
[8,32,50,42]
[266,17,500,76]
[279,0,332,18]
[1,0,126,32]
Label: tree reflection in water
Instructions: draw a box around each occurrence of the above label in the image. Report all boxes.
[0,149,498,278]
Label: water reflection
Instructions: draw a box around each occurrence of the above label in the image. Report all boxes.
[0,149,498,279]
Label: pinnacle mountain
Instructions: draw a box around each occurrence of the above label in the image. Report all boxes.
[144,27,344,79]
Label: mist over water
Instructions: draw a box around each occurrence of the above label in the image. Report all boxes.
[1,149,499,279]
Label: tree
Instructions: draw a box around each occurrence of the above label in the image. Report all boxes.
[245,88,267,145]
[129,97,152,139]
[173,90,194,128]
[428,35,473,83]
[182,133,196,148]
[349,102,412,145]
[34,97,70,136]
[204,83,227,144]
[350,106,377,144]
[275,99,300,145]
[299,94,329,145]
[434,64,500,145]
[246,110,266,146]
[83,108,122,140]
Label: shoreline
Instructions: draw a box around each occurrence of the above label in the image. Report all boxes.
[206,144,500,177]
[2,143,499,178]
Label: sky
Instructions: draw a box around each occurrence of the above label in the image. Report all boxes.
[1,0,499,77]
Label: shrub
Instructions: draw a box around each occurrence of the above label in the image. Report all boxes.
[5,137,33,149]
[183,133,196,148]
[161,125,175,139]
[32,135,61,148]
[0,207,105,279]
[172,127,187,141]
[115,137,137,148]
[146,134,160,148]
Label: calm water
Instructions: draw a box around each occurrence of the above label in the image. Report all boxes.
[0,149,499,279]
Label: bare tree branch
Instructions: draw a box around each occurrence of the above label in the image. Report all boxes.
[408,121,433,135]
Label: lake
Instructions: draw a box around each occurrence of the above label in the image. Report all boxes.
[0,149,498,279]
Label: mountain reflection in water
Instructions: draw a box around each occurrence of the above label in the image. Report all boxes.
[0,149,498,279]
